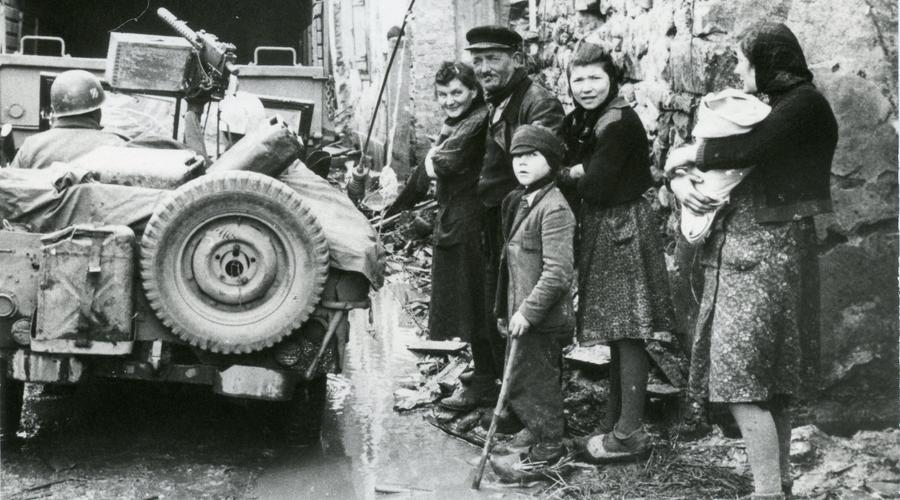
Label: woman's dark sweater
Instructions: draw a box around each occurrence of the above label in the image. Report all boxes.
[563,96,652,208]
[697,82,838,222]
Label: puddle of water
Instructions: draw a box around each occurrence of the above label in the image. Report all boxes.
[252,284,534,500]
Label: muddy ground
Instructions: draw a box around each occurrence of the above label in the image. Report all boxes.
[0,285,534,500]
[1,282,898,499]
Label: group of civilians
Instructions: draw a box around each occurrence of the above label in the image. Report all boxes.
[387,21,837,499]
[12,19,838,499]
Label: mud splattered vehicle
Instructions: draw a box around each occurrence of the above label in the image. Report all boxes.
[0,150,382,443]
[0,12,382,442]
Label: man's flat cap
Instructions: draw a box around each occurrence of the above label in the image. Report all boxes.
[465,25,522,51]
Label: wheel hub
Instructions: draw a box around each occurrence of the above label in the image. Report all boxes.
[191,221,278,304]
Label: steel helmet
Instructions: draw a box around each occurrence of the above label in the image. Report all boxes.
[50,70,105,118]
[218,91,267,136]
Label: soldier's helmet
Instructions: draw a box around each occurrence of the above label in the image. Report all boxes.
[218,91,267,136]
[50,70,106,118]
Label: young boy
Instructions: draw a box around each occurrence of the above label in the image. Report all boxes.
[489,125,576,482]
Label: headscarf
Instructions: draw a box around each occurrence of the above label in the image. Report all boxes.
[564,43,621,144]
[739,22,813,94]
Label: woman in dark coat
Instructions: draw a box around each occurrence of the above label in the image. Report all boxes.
[666,22,838,499]
[559,44,674,461]
[386,61,488,342]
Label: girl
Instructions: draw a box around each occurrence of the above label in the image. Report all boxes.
[560,43,674,461]
[667,22,838,499]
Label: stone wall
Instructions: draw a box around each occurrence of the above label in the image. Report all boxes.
[521,0,898,429]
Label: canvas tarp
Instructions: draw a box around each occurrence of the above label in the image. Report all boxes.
[0,163,384,288]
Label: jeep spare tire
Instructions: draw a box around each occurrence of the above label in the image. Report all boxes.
[141,171,330,354]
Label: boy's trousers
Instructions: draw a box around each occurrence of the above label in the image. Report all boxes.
[507,331,569,443]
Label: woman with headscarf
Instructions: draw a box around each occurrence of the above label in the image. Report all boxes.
[385,61,488,343]
[559,43,675,462]
[666,22,838,499]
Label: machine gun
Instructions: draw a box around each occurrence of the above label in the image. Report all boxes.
[156,7,239,101]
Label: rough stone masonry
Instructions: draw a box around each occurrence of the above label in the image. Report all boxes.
[507,0,898,430]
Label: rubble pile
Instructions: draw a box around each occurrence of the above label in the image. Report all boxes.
[378,203,438,331]
[383,225,899,496]
[376,166,898,497]
[393,340,900,497]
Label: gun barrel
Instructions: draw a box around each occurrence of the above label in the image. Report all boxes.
[156,8,201,48]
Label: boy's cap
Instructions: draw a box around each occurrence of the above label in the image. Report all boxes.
[510,124,565,169]
[465,25,522,51]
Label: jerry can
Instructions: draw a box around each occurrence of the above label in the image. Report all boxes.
[34,225,135,355]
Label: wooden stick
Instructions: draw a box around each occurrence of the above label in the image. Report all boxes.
[472,336,520,490]
[370,199,437,228]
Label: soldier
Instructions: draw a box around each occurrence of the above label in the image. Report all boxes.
[439,26,565,414]
[9,70,125,169]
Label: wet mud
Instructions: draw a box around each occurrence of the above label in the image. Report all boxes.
[0,284,529,499]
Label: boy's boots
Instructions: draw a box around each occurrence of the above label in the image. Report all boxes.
[489,441,566,483]
[438,376,498,411]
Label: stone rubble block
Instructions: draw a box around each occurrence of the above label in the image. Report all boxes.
[668,38,739,94]
[788,0,896,90]
[660,91,695,112]
[691,0,790,38]
[625,0,652,18]
[633,80,669,113]
[830,183,898,234]
[638,37,671,83]
[819,230,898,368]
[671,0,692,40]
[621,12,652,63]
[817,71,897,180]
[598,0,627,17]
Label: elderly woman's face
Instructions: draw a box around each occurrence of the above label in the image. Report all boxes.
[734,49,758,93]
[435,78,477,119]
[569,63,611,110]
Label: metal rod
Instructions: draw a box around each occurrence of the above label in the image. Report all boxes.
[358,0,416,169]
[172,98,181,140]
[304,310,346,380]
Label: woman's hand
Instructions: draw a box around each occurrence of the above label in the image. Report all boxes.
[664,143,699,172]
[670,173,717,214]
[568,163,585,179]
[508,312,530,338]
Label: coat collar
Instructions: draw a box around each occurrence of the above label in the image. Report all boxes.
[52,114,102,130]
[507,182,555,242]
[495,73,534,124]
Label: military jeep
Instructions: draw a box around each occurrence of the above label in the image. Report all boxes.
[0,137,381,442]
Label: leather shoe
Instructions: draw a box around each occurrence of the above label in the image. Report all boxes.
[438,383,497,412]
[458,368,475,386]
[493,428,534,455]
[583,427,650,463]
[489,444,565,483]
[479,407,523,434]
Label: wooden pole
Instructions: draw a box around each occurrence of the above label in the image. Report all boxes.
[472,336,520,490]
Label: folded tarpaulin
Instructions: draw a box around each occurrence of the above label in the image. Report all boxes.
[0,166,164,232]
[0,163,385,288]
[279,163,385,289]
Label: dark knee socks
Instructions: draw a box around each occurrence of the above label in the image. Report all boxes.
[615,340,649,435]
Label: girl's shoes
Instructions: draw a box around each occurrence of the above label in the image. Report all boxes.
[583,426,650,463]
